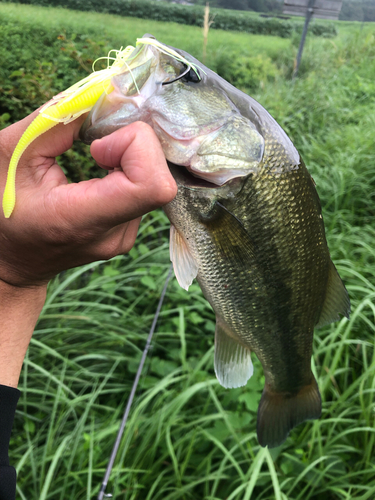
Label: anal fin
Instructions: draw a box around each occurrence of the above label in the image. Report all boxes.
[316,260,350,328]
[257,377,321,448]
[170,224,198,291]
[214,320,253,389]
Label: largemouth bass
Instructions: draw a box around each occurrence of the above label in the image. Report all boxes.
[81,35,350,448]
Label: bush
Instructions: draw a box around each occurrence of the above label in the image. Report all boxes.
[214,51,278,91]
[0,21,111,180]
[309,21,337,38]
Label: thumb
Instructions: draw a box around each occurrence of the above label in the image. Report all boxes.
[55,121,177,230]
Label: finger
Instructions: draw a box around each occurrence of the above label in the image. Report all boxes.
[1,111,88,219]
[0,110,40,162]
[87,218,141,261]
[2,111,88,173]
[24,114,88,164]
[48,219,142,268]
[2,113,90,216]
[90,121,173,186]
[53,122,177,229]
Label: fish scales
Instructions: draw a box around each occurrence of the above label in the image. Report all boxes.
[166,154,328,394]
[80,35,350,448]
[165,154,330,447]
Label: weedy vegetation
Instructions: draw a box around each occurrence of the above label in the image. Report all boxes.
[0,2,374,499]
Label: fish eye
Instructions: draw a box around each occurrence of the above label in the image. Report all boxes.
[162,64,200,86]
[181,67,200,83]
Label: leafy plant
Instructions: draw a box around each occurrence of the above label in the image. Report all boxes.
[214,51,278,91]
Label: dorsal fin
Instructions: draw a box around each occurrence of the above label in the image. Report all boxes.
[169,224,199,291]
[316,260,350,328]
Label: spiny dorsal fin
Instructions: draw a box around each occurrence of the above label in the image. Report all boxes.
[170,224,198,291]
[316,260,350,328]
[257,377,321,448]
[214,319,253,389]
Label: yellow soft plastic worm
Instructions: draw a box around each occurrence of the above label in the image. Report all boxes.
[2,83,113,218]
[2,38,202,218]
[2,45,137,218]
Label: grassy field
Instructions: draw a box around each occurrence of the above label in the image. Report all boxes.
[0,2,292,61]
[1,2,375,500]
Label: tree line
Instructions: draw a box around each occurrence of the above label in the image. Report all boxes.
[172,0,375,21]
[340,0,375,21]
[172,0,283,14]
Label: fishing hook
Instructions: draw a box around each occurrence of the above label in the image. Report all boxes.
[162,64,200,85]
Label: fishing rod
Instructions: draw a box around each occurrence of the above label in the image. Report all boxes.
[97,264,173,500]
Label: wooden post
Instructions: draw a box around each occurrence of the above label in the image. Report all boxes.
[293,0,316,79]
[203,3,214,64]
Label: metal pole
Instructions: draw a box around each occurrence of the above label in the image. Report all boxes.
[293,0,316,79]
[97,265,173,500]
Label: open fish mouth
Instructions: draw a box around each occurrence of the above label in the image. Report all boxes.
[167,161,220,189]
[167,161,247,195]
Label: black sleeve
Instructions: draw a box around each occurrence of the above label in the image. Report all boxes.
[0,385,20,500]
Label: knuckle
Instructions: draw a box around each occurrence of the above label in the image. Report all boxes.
[152,179,178,207]
[98,240,120,261]
[100,231,137,261]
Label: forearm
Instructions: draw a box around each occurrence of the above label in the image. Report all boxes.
[0,281,47,388]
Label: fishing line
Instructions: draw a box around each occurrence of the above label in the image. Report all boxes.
[97,264,174,500]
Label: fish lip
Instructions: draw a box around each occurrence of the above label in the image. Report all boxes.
[167,161,219,189]
[167,161,244,192]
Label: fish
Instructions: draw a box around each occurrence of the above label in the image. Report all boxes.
[80,35,351,448]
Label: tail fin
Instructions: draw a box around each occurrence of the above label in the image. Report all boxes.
[257,377,321,448]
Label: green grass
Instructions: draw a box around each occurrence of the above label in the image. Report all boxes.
[0,2,291,61]
[1,2,375,499]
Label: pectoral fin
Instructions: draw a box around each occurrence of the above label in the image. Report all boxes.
[202,201,258,266]
[316,260,350,328]
[215,320,253,389]
[203,202,275,288]
[170,224,198,291]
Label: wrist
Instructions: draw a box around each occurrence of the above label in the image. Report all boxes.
[0,280,47,388]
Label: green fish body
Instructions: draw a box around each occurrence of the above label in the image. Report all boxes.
[81,35,350,447]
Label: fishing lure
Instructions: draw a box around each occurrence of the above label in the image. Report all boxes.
[2,37,201,218]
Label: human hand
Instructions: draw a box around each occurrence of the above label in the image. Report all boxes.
[0,113,177,288]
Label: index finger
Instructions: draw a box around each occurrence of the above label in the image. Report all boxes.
[1,109,86,164]
[1,110,88,218]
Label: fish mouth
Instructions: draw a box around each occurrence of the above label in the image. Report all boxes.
[167,161,221,189]
[167,161,246,197]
